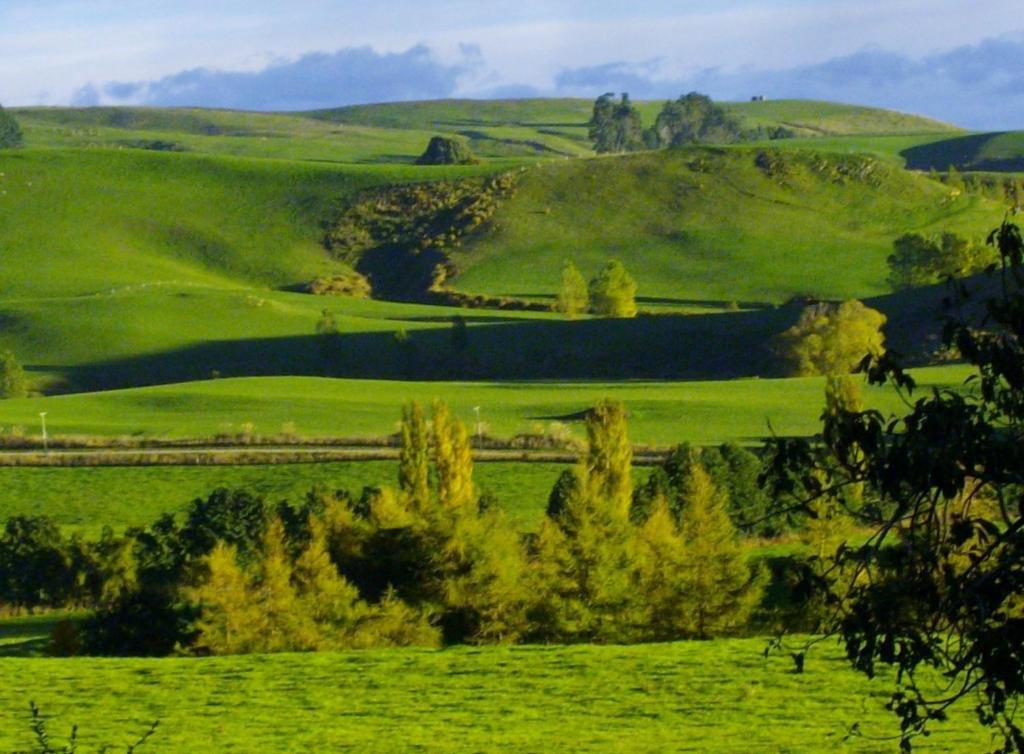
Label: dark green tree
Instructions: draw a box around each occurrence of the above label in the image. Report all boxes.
[766,220,1024,750]
[646,92,744,147]
[588,93,643,154]
[416,135,477,165]
[0,105,22,149]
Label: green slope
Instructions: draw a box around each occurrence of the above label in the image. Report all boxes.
[0,148,499,298]
[312,97,958,138]
[449,146,1007,304]
[901,131,1024,172]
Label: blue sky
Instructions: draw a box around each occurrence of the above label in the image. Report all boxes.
[2,1,1024,128]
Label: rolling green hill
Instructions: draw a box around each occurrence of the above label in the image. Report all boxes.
[0,140,1006,394]
[311,97,959,139]
[449,146,1007,304]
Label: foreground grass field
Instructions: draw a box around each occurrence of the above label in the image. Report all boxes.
[0,639,989,753]
[0,461,572,535]
[0,366,972,447]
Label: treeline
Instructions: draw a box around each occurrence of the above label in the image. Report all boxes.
[588,92,791,154]
[1,399,853,656]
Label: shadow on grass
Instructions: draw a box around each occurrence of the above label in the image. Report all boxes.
[901,132,1024,172]
[58,307,804,392]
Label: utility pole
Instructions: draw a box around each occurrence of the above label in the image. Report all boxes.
[39,411,48,453]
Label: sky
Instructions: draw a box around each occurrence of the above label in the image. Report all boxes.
[1,0,1023,128]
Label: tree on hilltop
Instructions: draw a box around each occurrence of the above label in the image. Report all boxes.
[588,93,644,154]
[646,92,744,147]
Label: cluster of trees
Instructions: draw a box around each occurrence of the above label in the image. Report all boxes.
[588,92,762,154]
[557,259,637,318]
[887,231,996,290]
[3,400,805,655]
[0,105,21,149]
[774,299,887,377]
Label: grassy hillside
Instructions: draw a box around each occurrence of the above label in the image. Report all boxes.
[450,146,1007,304]
[14,106,588,162]
[0,640,989,752]
[312,97,958,138]
[0,148,508,299]
[901,131,1024,172]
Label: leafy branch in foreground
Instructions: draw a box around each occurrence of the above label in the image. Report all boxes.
[10,702,157,754]
[764,218,1024,752]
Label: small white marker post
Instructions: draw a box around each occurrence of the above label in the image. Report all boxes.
[473,406,482,441]
[39,411,48,454]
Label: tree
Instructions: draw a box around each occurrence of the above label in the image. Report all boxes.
[775,300,886,376]
[0,350,27,398]
[532,399,642,641]
[646,92,744,147]
[589,259,638,318]
[398,401,431,511]
[588,93,643,154]
[556,260,589,318]
[431,400,476,513]
[674,461,760,639]
[0,105,21,149]
[765,219,1024,750]
[888,232,995,290]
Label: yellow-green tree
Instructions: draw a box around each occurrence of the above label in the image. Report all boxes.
[293,517,366,649]
[635,495,691,640]
[432,400,476,513]
[676,461,760,638]
[589,259,638,318]
[557,260,589,318]
[398,401,430,511]
[534,398,642,641]
[776,300,886,376]
[187,542,263,655]
[582,399,634,519]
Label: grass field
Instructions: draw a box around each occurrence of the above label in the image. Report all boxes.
[0,461,573,535]
[0,366,972,447]
[0,638,991,753]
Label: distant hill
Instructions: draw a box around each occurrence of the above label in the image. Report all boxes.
[311,97,960,140]
[901,131,1024,172]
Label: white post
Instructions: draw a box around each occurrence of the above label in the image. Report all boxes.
[473,406,482,440]
[39,411,48,453]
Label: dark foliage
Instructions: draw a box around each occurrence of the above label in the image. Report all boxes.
[416,135,477,165]
[0,105,22,149]
[765,219,1024,751]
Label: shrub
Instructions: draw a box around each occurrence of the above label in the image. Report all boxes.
[416,135,477,165]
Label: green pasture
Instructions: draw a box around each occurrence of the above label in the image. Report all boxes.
[0,461,571,536]
[15,105,589,162]
[450,145,1007,304]
[0,639,990,753]
[0,148,499,299]
[0,366,971,446]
